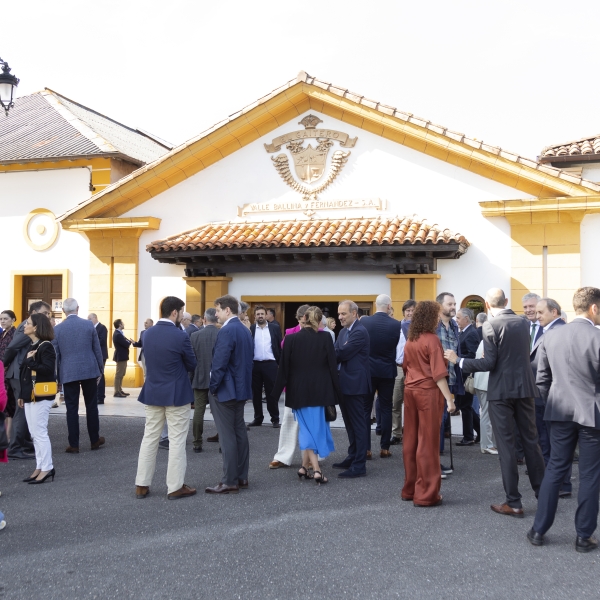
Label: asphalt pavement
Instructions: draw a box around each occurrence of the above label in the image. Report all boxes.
[0,413,597,600]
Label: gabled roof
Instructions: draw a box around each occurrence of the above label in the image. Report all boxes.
[58,71,600,222]
[540,134,600,163]
[0,89,172,166]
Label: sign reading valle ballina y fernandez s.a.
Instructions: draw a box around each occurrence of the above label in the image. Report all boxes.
[238,198,386,217]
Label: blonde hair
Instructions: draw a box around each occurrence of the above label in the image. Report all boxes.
[304,306,323,331]
[327,317,336,330]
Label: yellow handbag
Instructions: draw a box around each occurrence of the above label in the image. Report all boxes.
[30,342,58,401]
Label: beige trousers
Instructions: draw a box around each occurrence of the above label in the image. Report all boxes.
[135,404,190,494]
[114,361,127,393]
[392,366,405,438]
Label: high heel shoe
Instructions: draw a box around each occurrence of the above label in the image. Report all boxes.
[28,468,55,484]
[297,466,313,480]
[313,470,328,484]
[23,471,41,483]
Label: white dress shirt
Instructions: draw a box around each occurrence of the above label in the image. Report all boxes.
[543,317,562,332]
[254,323,275,361]
[396,331,406,365]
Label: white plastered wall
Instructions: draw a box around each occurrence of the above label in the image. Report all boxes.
[127,111,535,325]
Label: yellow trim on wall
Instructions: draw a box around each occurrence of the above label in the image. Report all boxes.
[11,269,70,323]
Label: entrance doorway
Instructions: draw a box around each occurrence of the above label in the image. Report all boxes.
[21,275,63,323]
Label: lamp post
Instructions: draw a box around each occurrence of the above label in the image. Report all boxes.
[0,58,19,116]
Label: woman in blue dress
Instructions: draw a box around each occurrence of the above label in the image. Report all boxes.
[271,306,341,484]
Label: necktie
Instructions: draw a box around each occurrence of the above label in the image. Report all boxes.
[530,324,537,350]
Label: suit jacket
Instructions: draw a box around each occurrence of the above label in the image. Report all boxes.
[462,309,537,401]
[530,318,565,405]
[360,311,401,379]
[335,319,371,395]
[112,329,131,362]
[185,323,202,337]
[3,320,31,379]
[250,322,282,363]
[53,315,104,384]
[476,326,483,342]
[132,327,149,360]
[536,318,600,428]
[458,325,480,377]
[96,322,109,361]
[210,317,253,402]
[190,324,219,389]
[138,320,196,407]
[271,327,341,409]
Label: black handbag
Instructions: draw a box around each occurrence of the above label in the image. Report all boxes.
[0,412,8,452]
[325,405,337,422]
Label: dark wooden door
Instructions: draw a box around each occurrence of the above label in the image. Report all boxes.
[21,275,63,323]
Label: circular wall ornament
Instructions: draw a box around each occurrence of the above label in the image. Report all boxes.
[23,208,60,251]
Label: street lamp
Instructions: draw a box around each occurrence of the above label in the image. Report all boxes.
[0,58,19,116]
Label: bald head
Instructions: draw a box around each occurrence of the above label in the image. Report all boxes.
[375,294,392,314]
[486,288,508,309]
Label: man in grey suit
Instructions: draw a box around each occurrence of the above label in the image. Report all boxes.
[3,301,51,459]
[445,288,545,518]
[528,287,600,553]
[53,298,105,453]
[190,308,219,453]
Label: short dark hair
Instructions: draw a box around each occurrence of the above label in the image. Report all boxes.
[267,308,276,318]
[435,292,454,304]
[160,296,185,318]
[30,313,54,341]
[214,294,239,314]
[1,309,17,321]
[29,301,51,316]
[254,305,266,314]
[573,287,600,314]
[113,319,123,329]
[357,307,364,317]
[402,299,417,315]
[191,314,202,324]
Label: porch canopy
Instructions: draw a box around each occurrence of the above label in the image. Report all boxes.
[146,216,470,276]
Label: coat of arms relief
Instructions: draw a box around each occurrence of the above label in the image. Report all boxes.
[264,115,357,201]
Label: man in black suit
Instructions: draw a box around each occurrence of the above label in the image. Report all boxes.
[529,287,600,552]
[523,293,543,350]
[333,300,371,478]
[475,312,487,341]
[185,314,202,337]
[530,298,571,498]
[88,313,108,404]
[361,294,403,458]
[455,308,481,446]
[131,318,153,378]
[112,319,131,398]
[445,288,545,518]
[248,305,282,428]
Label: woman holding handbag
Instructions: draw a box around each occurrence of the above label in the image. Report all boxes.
[271,306,341,484]
[18,313,57,484]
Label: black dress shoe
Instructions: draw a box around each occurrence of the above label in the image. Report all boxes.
[389,436,401,445]
[456,439,475,446]
[8,451,36,460]
[338,469,366,478]
[332,461,352,470]
[576,536,598,553]
[559,490,572,498]
[207,433,219,442]
[527,528,545,546]
[272,422,281,429]
[98,400,105,405]
[247,419,263,427]
[193,446,202,453]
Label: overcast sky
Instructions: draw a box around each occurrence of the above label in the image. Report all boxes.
[4,0,599,159]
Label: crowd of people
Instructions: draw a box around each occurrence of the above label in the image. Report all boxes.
[0,286,599,554]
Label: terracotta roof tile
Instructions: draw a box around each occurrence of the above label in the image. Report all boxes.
[147,216,469,254]
[541,134,600,159]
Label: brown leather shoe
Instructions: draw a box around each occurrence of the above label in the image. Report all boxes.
[207,433,219,442]
[269,460,289,469]
[366,450,372,460]
[205,483,239,494]
[167,484,197,500]
[238,479,248,489]
[380,449,392,458]
[491,503,524,518]
[91,437,105,450]
[135,485,149,499]
[65,446,79,453]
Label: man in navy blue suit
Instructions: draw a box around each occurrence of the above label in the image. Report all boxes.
[360,294,403,458]
[333,300,371,478]
[206,295,253,494]
[134,296,197,500]
[530,297,571,497]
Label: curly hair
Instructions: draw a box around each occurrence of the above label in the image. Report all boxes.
[408,301,441,341]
